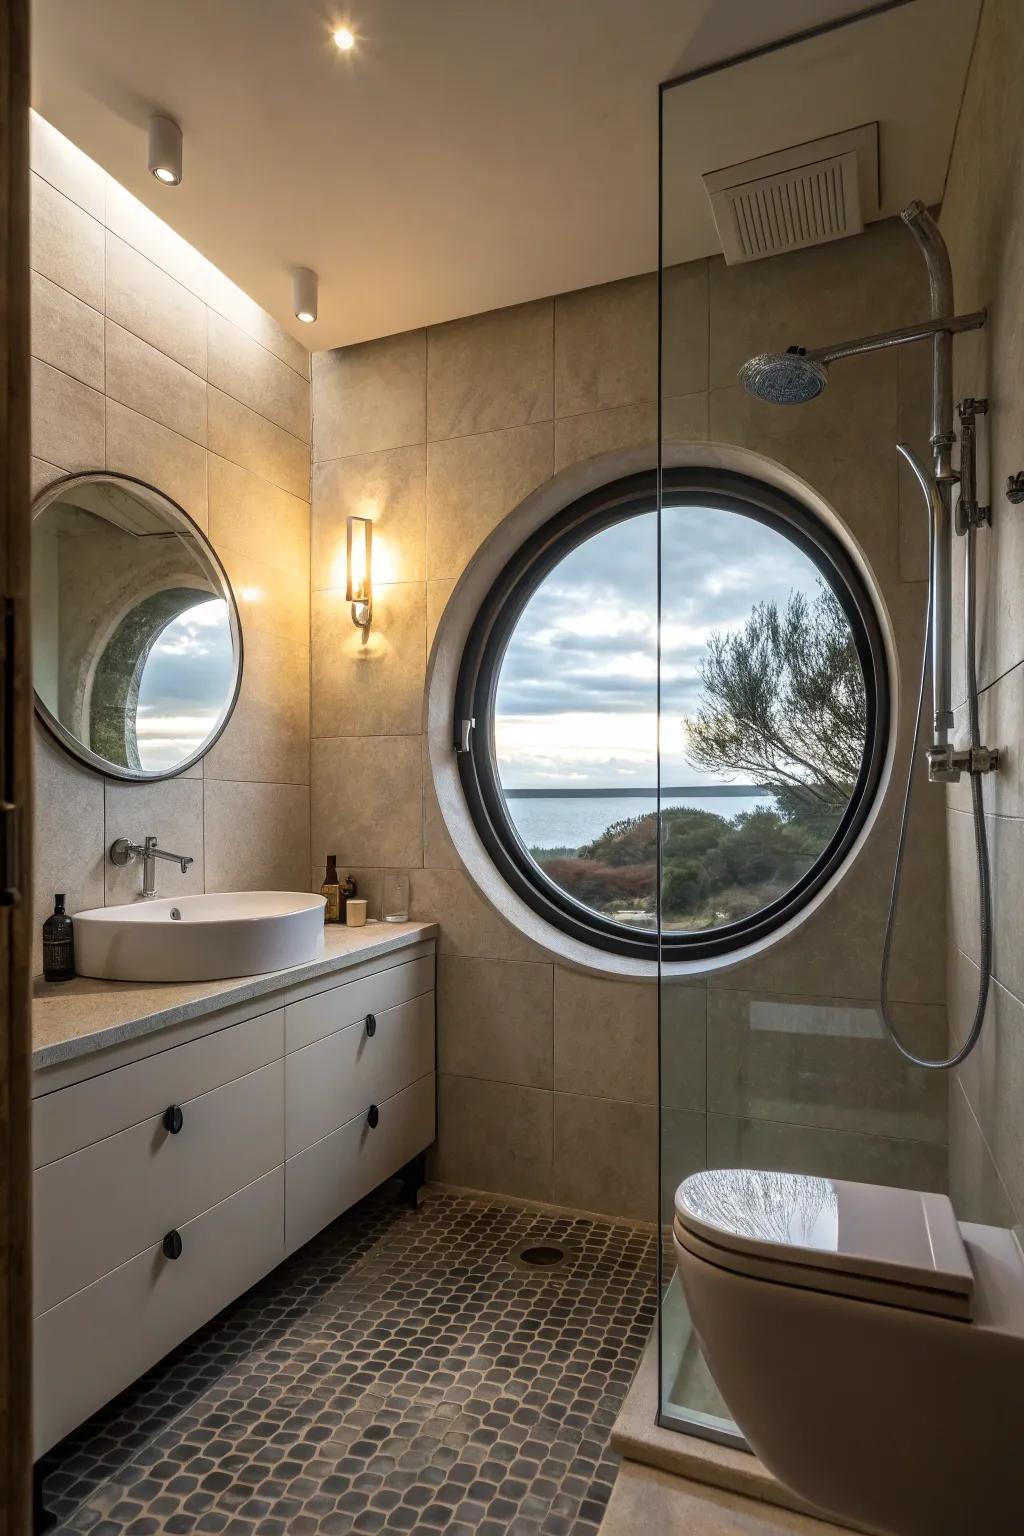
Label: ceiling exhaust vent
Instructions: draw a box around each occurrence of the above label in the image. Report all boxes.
[702,123,879,265]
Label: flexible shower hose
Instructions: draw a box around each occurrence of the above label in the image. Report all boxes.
[879,464,992,1069]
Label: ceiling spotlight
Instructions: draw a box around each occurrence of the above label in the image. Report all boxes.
[292,267,318,324]
[147,114,182,186]
[332,26,355,50]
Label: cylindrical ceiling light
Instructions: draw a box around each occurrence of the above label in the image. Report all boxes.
[292,267,319,324]
[148,115,183,185]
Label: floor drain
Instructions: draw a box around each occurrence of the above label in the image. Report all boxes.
[509,1239,576,1273]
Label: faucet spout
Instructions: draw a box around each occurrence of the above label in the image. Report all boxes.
[110,834,195,898]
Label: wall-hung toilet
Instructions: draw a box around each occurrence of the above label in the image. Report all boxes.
[673,1169,1024,1536]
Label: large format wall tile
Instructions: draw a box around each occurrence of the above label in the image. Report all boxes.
[949,945,1024,1219]
[555,273,657,417]
[208,388,309,499]
[553,1094,658,1221]
[311,583,425,738]
[438,956,554,1088]
[312,445,426,588]
[30,112,105,218]
[948,1078,1018,1227]
[427,299,553,441]
[409,868,547,962]
[204,627,310,786]
[553,969,658,1104]
[105,400,209,529]
[208,310,310,441]
[553,392,708,472]
[311,736,422,869]
[30,173,104,308]
[707,1113,947,1193]
[105,320,207,445]
[105,232,208,377]
[432,1075,553,1202]
[426,421,553,579]
[204,781,310,892]
[208,453,309,581]
[104,778,205,903]
[33,729,105,974]
[313,331,426,461]
[31,359,104,471]
[30,272,103,390]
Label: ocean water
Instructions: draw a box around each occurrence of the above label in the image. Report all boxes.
[507,792,772,852]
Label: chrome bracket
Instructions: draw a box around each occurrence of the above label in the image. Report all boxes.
[955,397,990,535]
[455,718,474,754]
[927,744,1000,783]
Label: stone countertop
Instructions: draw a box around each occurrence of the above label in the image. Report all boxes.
[32,921,438,1071]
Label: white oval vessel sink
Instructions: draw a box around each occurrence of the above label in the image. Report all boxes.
[73,891,326,983]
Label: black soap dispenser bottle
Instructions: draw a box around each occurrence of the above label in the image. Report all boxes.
[43,893,75,982]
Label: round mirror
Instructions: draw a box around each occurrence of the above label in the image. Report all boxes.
[32,472,243,780]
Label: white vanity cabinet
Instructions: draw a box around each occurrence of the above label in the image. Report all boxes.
[31,935,435,1456]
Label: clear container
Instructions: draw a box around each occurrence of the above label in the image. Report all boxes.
[383,871,410,923]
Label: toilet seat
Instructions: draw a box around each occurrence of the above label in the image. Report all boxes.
[674,1169,975,1320]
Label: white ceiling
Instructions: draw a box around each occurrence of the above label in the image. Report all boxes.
[31,0,979,350]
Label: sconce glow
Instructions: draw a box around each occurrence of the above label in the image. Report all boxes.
[333,26,355,50]
[291,267,318,324]
[346,515,373,628]
[147,115,183,186]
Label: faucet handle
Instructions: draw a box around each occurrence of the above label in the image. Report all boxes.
[109,837,141,866]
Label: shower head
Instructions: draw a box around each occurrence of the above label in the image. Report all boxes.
[738,347,830,405]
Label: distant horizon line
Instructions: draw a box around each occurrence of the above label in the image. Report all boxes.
[503,785,772,799]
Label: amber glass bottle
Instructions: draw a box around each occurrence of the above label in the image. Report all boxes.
[321,856,342,923]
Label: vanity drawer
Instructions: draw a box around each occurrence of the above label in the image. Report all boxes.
[33,1006,284,1168]
[34,1058,284,1316]
[34,1165,284,1457]
[285,1073,435,1254]
[286,990,435,1157]
[285,955,434,1053]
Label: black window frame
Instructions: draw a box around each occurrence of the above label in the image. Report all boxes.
[454,468,890,961]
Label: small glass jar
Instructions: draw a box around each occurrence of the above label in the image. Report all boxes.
[383,872,410,923]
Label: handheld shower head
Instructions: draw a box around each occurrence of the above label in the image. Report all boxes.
[738,347,829,405]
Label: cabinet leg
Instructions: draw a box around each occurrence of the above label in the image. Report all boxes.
[399,1151,427,1209]
[34,1463,56,1534]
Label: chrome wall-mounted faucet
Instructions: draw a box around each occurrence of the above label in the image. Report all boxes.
[110,835,194,899]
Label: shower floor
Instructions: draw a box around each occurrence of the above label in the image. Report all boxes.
[39,1186,657,1536]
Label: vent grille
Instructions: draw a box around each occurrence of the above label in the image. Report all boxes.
[702,124,878,266]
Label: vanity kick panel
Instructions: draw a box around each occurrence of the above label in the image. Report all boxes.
[285,955,435,1052]
[286,991,436,1157]
[286,1073,436,1255]
[34,1167,285,1457]
[33,1006,284,1168]
[34,1059,284,1316]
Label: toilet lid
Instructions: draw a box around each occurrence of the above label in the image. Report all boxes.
[675,1170,974,1318]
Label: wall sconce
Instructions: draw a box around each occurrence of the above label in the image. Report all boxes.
[346,515,372,629]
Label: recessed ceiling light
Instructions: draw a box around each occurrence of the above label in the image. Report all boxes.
[292,267,318,324]
[333,26,355,50]
[147,114,182,186]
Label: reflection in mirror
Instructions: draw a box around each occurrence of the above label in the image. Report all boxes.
[32,473,242,780]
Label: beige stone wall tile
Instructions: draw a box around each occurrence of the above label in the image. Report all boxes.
[105,320,207,446]
[30,271,104,390]
[662,259,710,399]
[438,956,554,1088]
[426,421,553,580]
[896,339,932,583]
[312,584,425,739]
[33,728,105,974]
[552,1094,657,1221]
[204,781,310,891]
[950,946,1024,1220]
[30,172,104,308]
[105,400,209,530]
[31,359,105,471]
[204,628,310,786]
[208,388,309,499]
[553,969,657,1103]
[948,1078,1018,1227]
[311,735,422,868]
[707,1113,947,1193]
[208,310,310,441]
[312,331,426,461]
[555,273,656,417]
[661,1109,708,1222]
[427,299,553,441]
[207,453,309,581]
[104,778,205,904]
[312,445,426,589]
[104,232,208,377]
[30,112,106,218]
[432,1075,553,1202]
[552,391,708,472]
[426,580,454,651]
[422,736,459,870]
[216,544,309,648]
[409,868,547,962]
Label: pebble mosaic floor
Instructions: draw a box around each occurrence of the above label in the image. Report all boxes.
[39,1185,658,1536]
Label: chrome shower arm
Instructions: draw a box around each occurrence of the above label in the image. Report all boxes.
[896,442,952,753]
[806,310,986,366]
[901,201,956,481]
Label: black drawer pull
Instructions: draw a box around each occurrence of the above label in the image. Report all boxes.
[365,1013,377,1037]
[163,1104,184,1135]
[367,1104,380,1129]
[163,1230,183,1261]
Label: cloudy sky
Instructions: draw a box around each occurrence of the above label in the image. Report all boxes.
[135,598,234,770]
[494,504,826,790]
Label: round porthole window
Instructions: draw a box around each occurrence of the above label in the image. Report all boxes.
[454,468,888,961]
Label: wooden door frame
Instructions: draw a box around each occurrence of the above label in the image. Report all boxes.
[1,0,34,1531]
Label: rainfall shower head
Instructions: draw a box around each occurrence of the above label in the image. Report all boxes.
[738,347,829,405]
